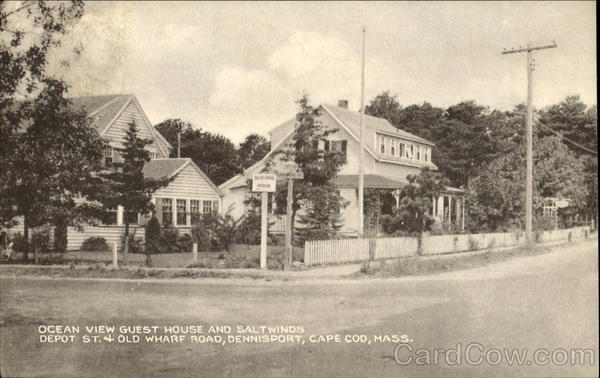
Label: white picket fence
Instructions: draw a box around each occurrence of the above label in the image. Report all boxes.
[304,238,369,266]
[374,237,419,259]
[303,226,591,266]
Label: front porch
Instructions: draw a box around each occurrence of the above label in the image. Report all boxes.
[335,174,465,235]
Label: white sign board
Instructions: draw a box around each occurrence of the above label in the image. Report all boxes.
[277,162,304,179]
[555,200,569,208]
[252,173,277,192]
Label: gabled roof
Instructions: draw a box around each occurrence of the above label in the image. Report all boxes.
[322,104,434,146]
[142,158,189,180]
[143,158,223,196]
[68,94,173,150]
[69,95,131,135]
[219,103,438,191]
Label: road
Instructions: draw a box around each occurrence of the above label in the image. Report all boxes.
[1,240,598,377]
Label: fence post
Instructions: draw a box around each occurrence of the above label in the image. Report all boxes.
[112,242,118,268]
[192,243,198,262]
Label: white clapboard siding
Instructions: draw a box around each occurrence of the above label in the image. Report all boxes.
[374,237,419,259]
[67,226,143,251]
[102,98,167,158]
[66,225,193,251]
[304,238,369,266]
[153,164,219,200]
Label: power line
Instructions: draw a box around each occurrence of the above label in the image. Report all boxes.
[537,123,598,155]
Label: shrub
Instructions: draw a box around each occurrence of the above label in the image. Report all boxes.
[467,237,480,251]
[121,230,143,254]
[235,214,261,245]
[145,217,161,254]
[11,233,29,253]
[82,236,109,252]
[177,234,194,253]
[159,227,179,253]
[191,209,242,252]
[30,230,50,253]
[53,223,67,253]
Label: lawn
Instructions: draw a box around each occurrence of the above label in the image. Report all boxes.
[1,244,305,270]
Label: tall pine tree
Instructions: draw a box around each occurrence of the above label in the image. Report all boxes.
[101,121,169,263]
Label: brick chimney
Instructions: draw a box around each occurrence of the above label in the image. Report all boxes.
[338,99,348,109]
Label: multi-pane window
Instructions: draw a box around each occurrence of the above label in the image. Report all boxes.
[416,146,421,161]
[104,146,113,167]
[399,143,405,157]
[379,136,386,154]
[424,147,429,162]
[405,144,413,159]
[212,200,219,214]
[176,199,187,226]
[101,206,118,225]
[391,139,397,156]
[203,200,212,214]
[162,198,173,226]
[190,200,201,224]
[331,140,347,161]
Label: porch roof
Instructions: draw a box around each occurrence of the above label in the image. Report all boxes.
[334,174,408,189]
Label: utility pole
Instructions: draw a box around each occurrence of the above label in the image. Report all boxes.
[177,132,181,158]
[358,26,366,237]
[502,41,557,246]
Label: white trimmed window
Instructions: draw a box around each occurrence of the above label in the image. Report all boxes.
[176,199,187,226]
[416,146,421,161]
[103,146,114,167]
[203,200,212,214]
[162,198,173,226]
[379,135,386,154]
[190,200,201,224]
[391,139,397,156]
[399,142,405,157]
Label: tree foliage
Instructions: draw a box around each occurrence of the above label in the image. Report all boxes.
[238,133,270,169]
[273,96,347,244]
[383,168,448,236]
[100,121,169,260]
[467,135,587,231]
[154,118,242,185]
[1,0,86,234]
[7,80,105,260]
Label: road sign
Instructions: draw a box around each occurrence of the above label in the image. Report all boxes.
[252,173,276,192]
[277,162,304,180]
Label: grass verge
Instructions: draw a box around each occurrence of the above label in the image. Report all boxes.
[356,242,566,277]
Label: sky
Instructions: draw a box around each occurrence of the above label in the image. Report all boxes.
[39,1,597,144]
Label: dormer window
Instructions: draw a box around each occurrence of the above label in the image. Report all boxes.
[380,136,386,154]
[416,146,421,161]
[391,139,396,156]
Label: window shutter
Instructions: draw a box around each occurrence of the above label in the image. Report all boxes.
[341,140,347,161]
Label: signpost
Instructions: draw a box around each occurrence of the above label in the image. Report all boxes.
[278,163,303,271]
[252,173,276,269]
